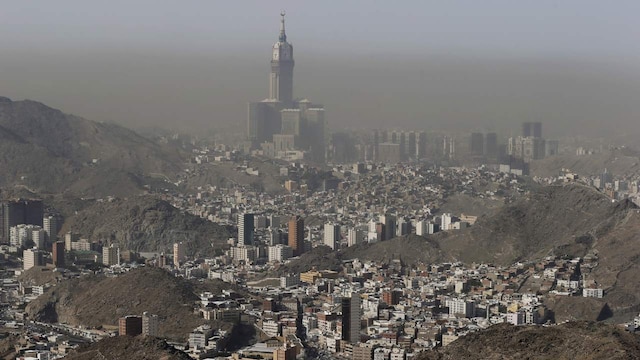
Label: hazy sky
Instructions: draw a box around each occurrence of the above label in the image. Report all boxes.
[1,1,639,138]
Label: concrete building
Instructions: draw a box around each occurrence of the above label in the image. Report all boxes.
[173,242,184,267]
[447,299,475,318]
[470,132,484,156]
[268,244,293,262]
[280,274,300,289]
[0,199,44,244]
[238,213,255,246]
[341,293,361,344]
[440,213,453,231]
[52,241,65,268]
[323,223,340,250]
[9,224,44,248]
[352,344,375,360]
[43,215,60,244]
[288,216,304,256]
[522,121,542,138]
[102,244,120,266]
[64,232,79,252]
[347,228,364,247]
[119,315,143,336]
[380,214,396,241]
[23,248,42,270]
[142,312,159,337]
[231,245,257,263]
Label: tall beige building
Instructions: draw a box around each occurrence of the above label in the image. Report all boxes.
[173,242,184,267]
[102,244,120,266]
[23,248,41,270]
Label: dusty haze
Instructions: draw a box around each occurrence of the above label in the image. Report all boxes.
[0,1,639,139]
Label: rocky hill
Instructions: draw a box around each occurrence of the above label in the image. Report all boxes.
[0,97,183,197]
[277,236,448,275]
[436,183,635,265]
[530,149,640,178]
[62,196,230,255]
[63,336,191,360]
[416,321,640,360]
[25,267,232,340]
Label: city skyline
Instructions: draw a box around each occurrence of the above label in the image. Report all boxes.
[0,3,638,139]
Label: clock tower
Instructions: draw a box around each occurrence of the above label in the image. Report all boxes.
[270,12,294,106]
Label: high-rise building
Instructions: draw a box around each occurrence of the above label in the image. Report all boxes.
[288,216,304,256]
[347,228,363,247]
[341,293,361,344]
[1,200,44,244]
[522,121,542,138]
[270,12,294,106]
[142,312,159,337]
[102,244,120,266]
[32,228,46,249]
[247,14,326,162]
[64,232,79,252]
[119,315,143,336]
[380,214,396,241]
[237,213,255,246]
[23,248,43,270]
[9,224,44,248]
[484,132,498,157]
[43,215,60,245]
[268,244,293,262]
[323,223,340,250]
[173,242,184,267]
[416,131,427,159]
[470,132,485,156]
[52,241,65,268]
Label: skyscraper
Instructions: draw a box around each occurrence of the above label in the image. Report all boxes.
[23,248,43,270]
[247,13,326,162]
[485,132,498,157]
[103,244,120,266]
[1,200,44,244]
[238,213,255,246]
[341,293,361,344]
[52,241,65,268]
[288,216,304,256]
[522,122,542,138]
[270,12,294,106]
[470,132,485,156]
[43,215,60,245]
[173,242,184,267]
[323,223,340,250]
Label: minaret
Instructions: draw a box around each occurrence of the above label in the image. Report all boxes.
[270,12,294,106]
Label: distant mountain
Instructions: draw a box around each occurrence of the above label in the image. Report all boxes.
[416,321,640,360]
[63,336,191,360]
[0,97,183,197]
[25,267,235,340]
[63,196,231,255]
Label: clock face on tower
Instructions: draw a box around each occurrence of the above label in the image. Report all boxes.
[273,49,279,60]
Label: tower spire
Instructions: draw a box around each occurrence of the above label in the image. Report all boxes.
[279,11,287,42]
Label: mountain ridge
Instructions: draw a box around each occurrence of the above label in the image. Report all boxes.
[0,97,184,197]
